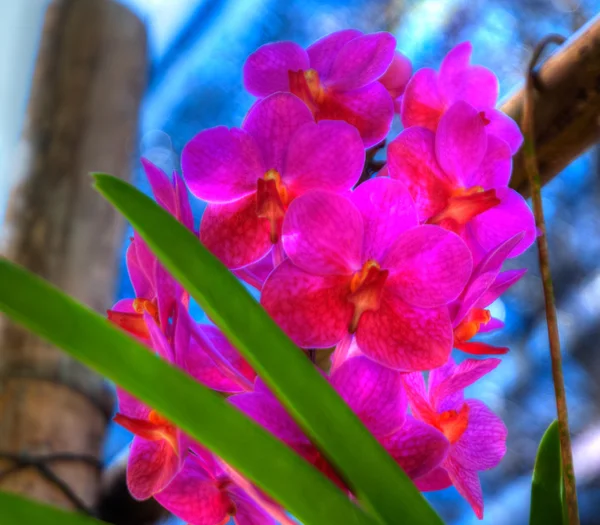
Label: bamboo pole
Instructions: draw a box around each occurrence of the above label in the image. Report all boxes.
[0,0,146,513]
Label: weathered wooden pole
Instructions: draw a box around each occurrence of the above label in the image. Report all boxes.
[0,0,146,513]
[503,13,600,196]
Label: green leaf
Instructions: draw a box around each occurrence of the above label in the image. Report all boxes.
[0,491,107,525]
[0,258,375,525]
[93,173,443,525]
[530,420,565,525]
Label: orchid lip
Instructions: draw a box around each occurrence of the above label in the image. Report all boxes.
[454,307,491,342]
[428,187,500,233]
[347,260,388,333]
[256,169,288,243]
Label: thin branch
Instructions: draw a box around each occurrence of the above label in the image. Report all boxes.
[522,34,579,525]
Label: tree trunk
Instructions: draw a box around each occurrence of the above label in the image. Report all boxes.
[0,0,146,513]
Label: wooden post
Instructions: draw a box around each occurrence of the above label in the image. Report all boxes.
[0,0,146,513]
[503,14,600,196]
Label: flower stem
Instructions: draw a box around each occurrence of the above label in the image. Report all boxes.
[523,34,579,525]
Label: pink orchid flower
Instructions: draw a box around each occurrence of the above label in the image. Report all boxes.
[450,233,527,355]
[403,358,507,519]
[182,92,365,269]
[261,177,472,371]
[401,42,523,153]
[379,50,413,114]
[387,100,536,260]
[243,30,396,147]
[155,455,275,525]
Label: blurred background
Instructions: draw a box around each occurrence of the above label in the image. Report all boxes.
[1,0,599,524]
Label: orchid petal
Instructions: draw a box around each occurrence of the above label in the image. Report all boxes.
[484,109,523,154]
[307,29,363,80]
[400,68,444,130]
[467,134,512,189]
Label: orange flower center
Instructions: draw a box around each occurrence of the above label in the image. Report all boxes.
[428,186,500,233]
[256,169,289,244]
[433,403,470,444]
[288,68,325,111]
[454,307,491,343]
[114,410,179,453]
[348,260,388,332]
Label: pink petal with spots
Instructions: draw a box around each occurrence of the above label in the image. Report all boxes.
[155,263,179,330]
[379,51,412,99]
[477,268,527,307]
[200,194,272,269]
[326,32,396,91]
[402,373,437,422]
[415,467,452,491]
[469,187,536,257]
[331,356,406,437]
[117,387,150,420]
[435,101,487,183]
[484,108,523,154]
[126,241,153,299]
[230,391,309,446]
[380,416,449,479]
[243,41,309,97]
[444,456,484,519]
[429,359,501,408]
[127,436,181,500]
[387,127,453,221]
[351,178,418,262]
[243,93,314,172]
[356,292,453,371]
[182,126,264,203]
[185,325,256,393]
[132,233,157,292]
[155,457,233,525]
[141,158,176,214]
[318,82,394,147]
[467,134,512,189]
[283,120,364,194]
[145,313,174,362]
[282,191,363,275]
[307,29,363,80]
[385,226,472,309]
[438,42,472,84]
[400,68,444,130]
[232,488,276,525]
[261,260,352,348]
[453,399,507,471]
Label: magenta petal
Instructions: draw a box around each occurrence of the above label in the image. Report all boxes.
[141,158,176,214]
[261,260,352,348]
[478,317,504,333]
[429,359,501,407]
[453,399,507,471]
[155,458,232,525]
[200,195,272,269]
[182,126,264,203]
[174,172,195,231]
[307,29,363,80]
[231,488,276,525]
[126,241,154,299]
[478,268,527,307]
[326,32,396,91]
[467,134,512,189]
[385,226,472,308]
[117,387,150,420]
[282,191,362,275]
[468,188,536,257]
[402,372,438,422]
[415,467,452,491]
[445,457,484,519]
[283,120,364,194]
[243,41,309,97]
[356,292,453,371]
[379,51,412,99]
[145,313,174,362]
[351,178,418,262]
[400,68,444,130]
[319,82,394,147]
[438,42,472,85]
[230,391,309,446]
[387,127,453,221]
[381,416,449,479]
[484,109,523,154]
[127,436,181,500]
[331,356,406,437]
[442,66,499,110]
[435,101,487,183]
[243,93,314,172]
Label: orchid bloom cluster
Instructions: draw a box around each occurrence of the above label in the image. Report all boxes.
[108,30,537,523]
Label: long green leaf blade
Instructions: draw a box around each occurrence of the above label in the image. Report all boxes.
[530,420,565,525]
[93,173,443,525]
[0,492,107,525]
[0,258,375,525]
